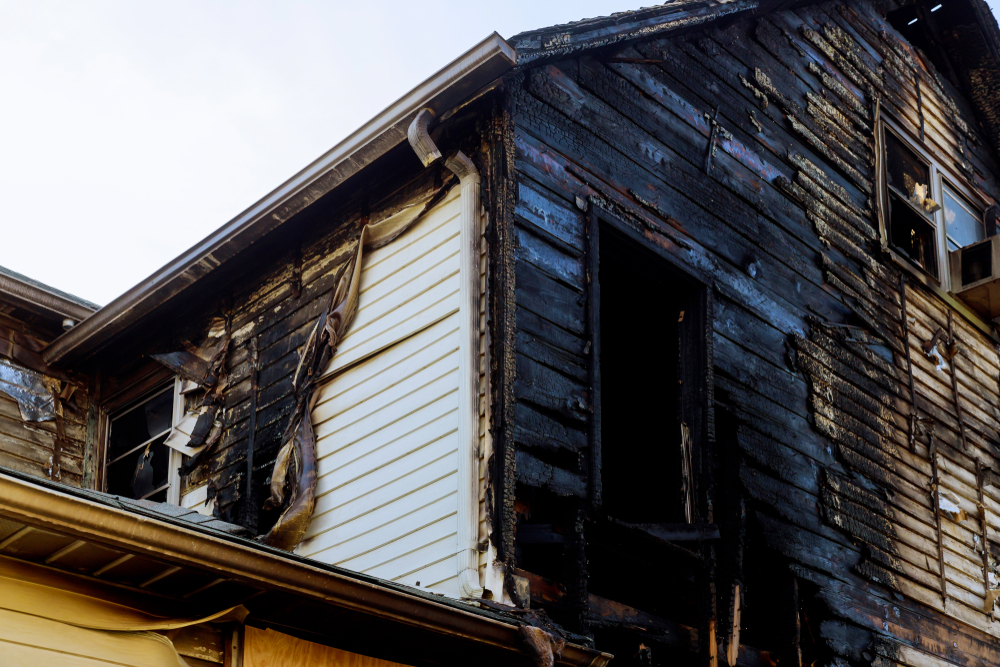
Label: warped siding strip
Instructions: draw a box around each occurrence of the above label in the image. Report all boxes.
[313,321,460,431]
[315,319,460,417]
[324,192,462,375]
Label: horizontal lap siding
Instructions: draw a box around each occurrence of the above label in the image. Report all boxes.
[297,190,463,597]
[512,0,1000,660]
[0,310,89,489]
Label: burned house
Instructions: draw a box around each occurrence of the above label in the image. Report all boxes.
[3,0,1000,665]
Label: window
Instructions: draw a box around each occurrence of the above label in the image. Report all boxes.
[106,380,183,503]
[884,128,940,277]
[589,214,710,525]
[943,184,984,251]
[583,211,712,622]
[880,120,986,291]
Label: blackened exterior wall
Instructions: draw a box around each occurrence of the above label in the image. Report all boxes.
[502,2,1000,666]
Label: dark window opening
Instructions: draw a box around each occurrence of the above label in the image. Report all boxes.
[884,130,939,278]
[960,242,993,286]
[598,224,687,525]
[107,385,173,500]
[885,131,930,204]
[889,191,939,277]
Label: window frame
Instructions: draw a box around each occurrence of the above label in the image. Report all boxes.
[101,375,184,504]
[879,117,988,294]
[941,179,985,253]
[586,208,714,525]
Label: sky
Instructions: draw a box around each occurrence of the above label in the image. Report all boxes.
[2,0,1000,306]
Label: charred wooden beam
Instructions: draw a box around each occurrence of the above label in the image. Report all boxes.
[631,522,721,542]
[588,515,714,557]
[512,568,697,651]
[945,312,970,454]
[899,274,917,452]
[586,207,602,509]
[976,461,992,610]
[585,594,696,650]
[929,433,948,601]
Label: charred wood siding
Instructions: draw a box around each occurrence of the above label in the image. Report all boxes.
[509,0,1000,664]
[0,307,89,488]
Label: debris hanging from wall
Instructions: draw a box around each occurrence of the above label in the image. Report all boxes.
[261,177,457,550]
[0,358,61,422]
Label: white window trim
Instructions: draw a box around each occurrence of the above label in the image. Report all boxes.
[167,376,183,505]
[106,376,184,504]
[881,117,988,294]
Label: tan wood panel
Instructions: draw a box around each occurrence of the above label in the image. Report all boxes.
[244,626,414,667]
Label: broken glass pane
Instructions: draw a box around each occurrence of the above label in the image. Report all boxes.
[108,387,173,460]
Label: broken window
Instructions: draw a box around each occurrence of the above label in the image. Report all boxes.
[581,213,711,626]
[590,218,708,525]
[884,128,939,278]
[106,382,181,502]
[879,121,990,295]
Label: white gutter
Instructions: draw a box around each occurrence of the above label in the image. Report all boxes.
[408,109,484,599]
[44,33,515,366]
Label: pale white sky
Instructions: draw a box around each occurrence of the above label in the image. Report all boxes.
[2,1,999,306]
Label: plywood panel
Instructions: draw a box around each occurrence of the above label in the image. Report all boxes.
[244,626,413,667]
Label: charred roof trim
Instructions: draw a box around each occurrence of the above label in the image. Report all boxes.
[42,33,516,367]
[0,467,609,667]
[0,264,98,323]
[510,0,769,65]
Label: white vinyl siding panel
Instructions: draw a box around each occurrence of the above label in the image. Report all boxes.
[323,189,461,377]
[299,189,464,596]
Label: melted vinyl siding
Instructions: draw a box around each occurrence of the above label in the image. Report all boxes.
[298,188,465,597]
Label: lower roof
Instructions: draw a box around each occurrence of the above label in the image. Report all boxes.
[0,467,608,667]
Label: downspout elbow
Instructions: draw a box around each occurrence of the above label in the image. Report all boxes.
[407,108,442,167]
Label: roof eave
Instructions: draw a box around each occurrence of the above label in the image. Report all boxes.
[0,470,608,667]
[43,32,516,367]
[0,270,98,324]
